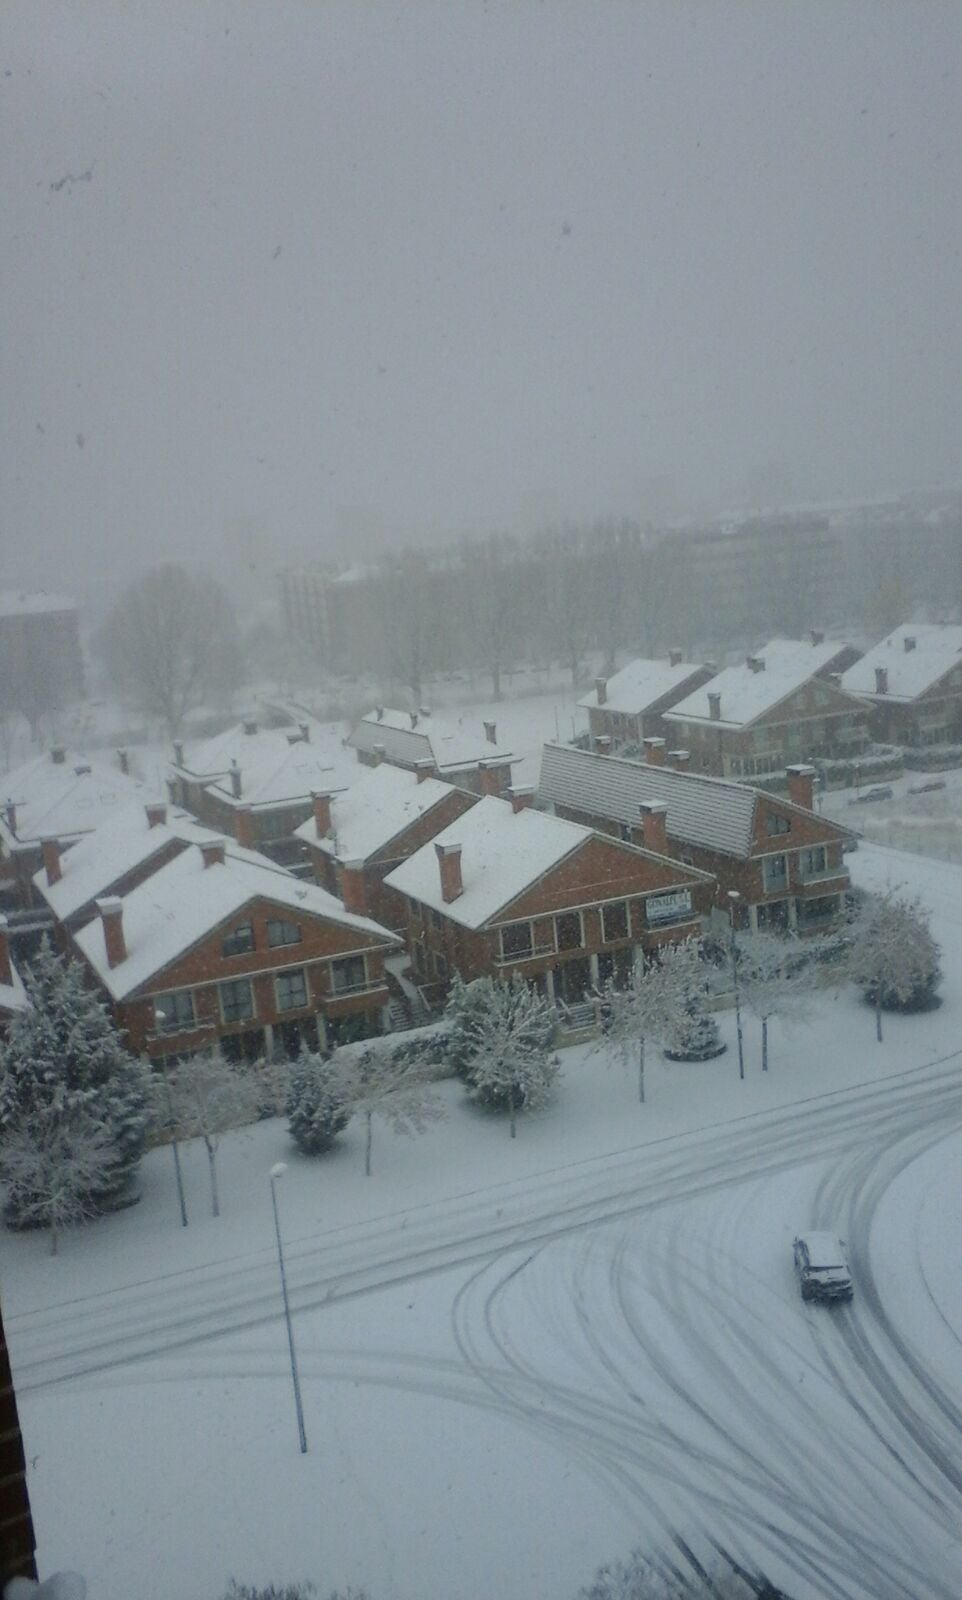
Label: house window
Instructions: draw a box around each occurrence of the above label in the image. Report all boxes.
[331,954,367,994]
[434,951,448,980]
[601,901,629,942]
[267,918,301,948]
[222,922,254,957]
[220,977,254,1023]
[154,989,196,1035]
[766,813,791,836]
[500,921,534,961]
[430,909,443,931]
[763,853,788,891]
[799,845,827,877]
[555,911,583,951]
[276,967,308,1012]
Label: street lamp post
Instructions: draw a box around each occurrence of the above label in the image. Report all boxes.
[270,1162,308,1454]
[727,890,745,1081]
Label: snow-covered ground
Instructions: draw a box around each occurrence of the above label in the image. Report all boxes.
[4,842,962,1600]
[823,763,962,868]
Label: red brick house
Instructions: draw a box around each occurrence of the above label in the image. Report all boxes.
[663,637,869,780]
[296,762,479,932]
[840,623,962,748]
[348,708,516,797]
[168,718,358,868]
[31,801,215,938]
[539,741,853,935]
[383,793,715,1007]
[0,746,149,912]
[579,652,716,752]
[73,839,401,1062]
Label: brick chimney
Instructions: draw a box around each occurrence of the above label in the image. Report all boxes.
[340,860,367,915]
[0,913,11,987]
[595,677,608,706]
[372,743,386,766]
[312,792,332,836]
[51,746,66,765]
[903,635,916,653]
[199,838,226,868]
[708,692,722,721]
[409,712,419,729]
[299,721,310,742]
[229,760,242,799]
[669,649,683,668]
[483,720,497,745]
[435,841,463,902]
[243,717,258,736]
[97,897,127,968]
[4,800,16,835]
[375,706,384,721]
[478,761,505,797]
[117,747,129,775]
[874,666,889,695]
[173,740,185,767]
[41,837,62,886]
[234,805,255,850]
[594,734,612,755]
[747,655,766,674]
[639,800,669,855]
[643,737,666,767]
[668,749,690,771]
[145,802,167,828]
[786,764,816,812]
[810,629,824,646]
[509,787,535,813]
[415,760,436,784]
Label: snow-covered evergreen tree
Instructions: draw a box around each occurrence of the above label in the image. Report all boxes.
[164,1053,261,1216]
[0,941,151,1227]
[453,975,558,1137]
[332,1041,444,1176]
[847,888,942,1041]
[733,928,808,1072]
[444,972,497,1081]
[285,1048,353,1155]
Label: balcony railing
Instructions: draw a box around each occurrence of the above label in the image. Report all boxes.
[495,941,557,966]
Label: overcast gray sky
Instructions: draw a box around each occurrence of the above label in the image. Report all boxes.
[3,1,962,606]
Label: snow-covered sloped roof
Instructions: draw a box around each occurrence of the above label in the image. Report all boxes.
[0,921,28,1017]
[32,802,217,922]
[75,844,400,1000]
[0,748,149,851]
[294,761,468,862]
[840,623,962,703]
[578,656,707,714]
[538,741,760,858]
[348,709,514,773]
[174,720,358,805]
[385,795,602,930]
[666,638,852,730]
[0,590,77,617]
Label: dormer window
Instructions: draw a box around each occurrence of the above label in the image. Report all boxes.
[222,921,254,957]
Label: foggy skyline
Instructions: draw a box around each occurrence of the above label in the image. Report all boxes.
[3,1,962,608]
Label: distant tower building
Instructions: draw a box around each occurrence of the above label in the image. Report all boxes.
[0,592,84,715]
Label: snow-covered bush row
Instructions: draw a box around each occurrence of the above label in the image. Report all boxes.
[903,741,962,770]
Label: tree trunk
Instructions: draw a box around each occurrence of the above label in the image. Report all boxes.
[365,1110,373,1176]
[205,1138,219,1217]
[508,1086,517,1138]
[49,1217,59,1257]
[638,1033,646,1104]
[491,662,502,701]
[171,1134,188,1227]
[875,990,883,1043]
[762,1016,769,1073]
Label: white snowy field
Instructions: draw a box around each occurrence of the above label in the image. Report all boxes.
[4,842,962,1600]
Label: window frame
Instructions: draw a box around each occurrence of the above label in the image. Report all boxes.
[219,975,255,1024]
[331,953,368,995]
[154,988,196,1036]
[267,917,302,949]
[554,909,584,951]
[499,921,534,962]
[275,966,309,1013]
[601,900,629,943]
[221,921,255,957]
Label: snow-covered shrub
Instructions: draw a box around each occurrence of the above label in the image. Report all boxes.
[0,941,152,1228]
[580,1546,777,1598]
[847,888,942,1040]
[285,1050,353,1154]
[449,975,558,1136]
[444,973,499,1081]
